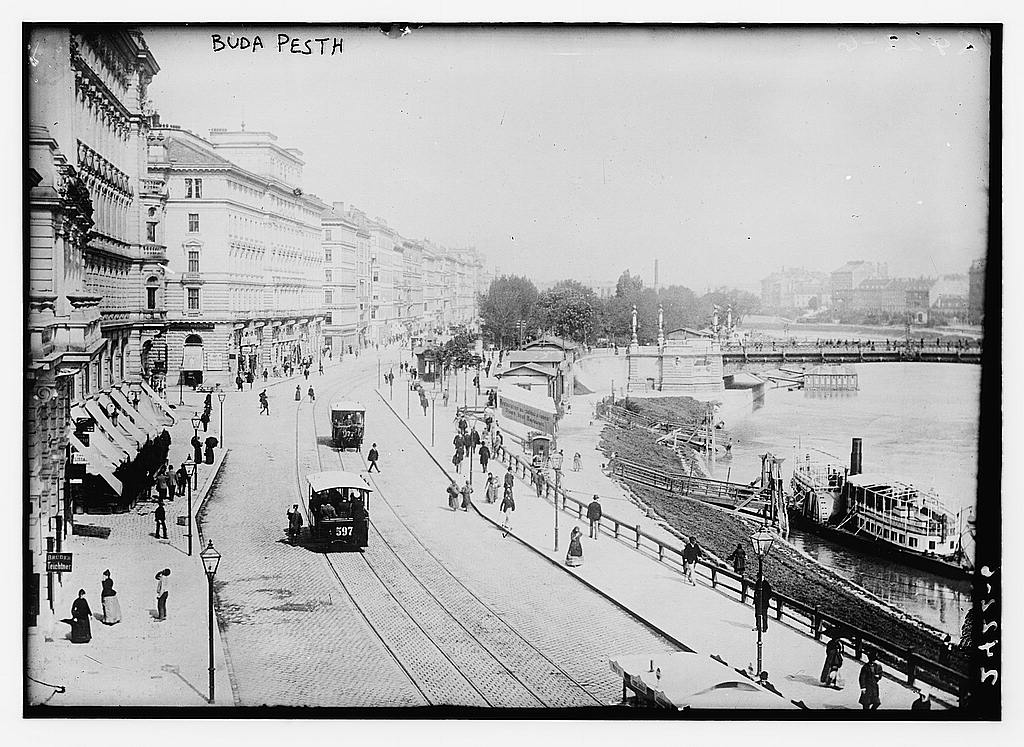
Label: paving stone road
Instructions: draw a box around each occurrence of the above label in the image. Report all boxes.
[201,348,680,708]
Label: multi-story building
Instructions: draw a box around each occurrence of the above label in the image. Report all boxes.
[400,239,425,334]
[321,202,359,358]
[26,26,164,630]
[421,241,445,332]
[148,125,326,385]
[761,267,830,311]
[830,260,888,306]
[968,258,986,325]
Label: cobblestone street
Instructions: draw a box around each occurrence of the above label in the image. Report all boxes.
[200,348,681,708]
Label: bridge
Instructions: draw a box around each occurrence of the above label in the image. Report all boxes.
[722,345,981,366]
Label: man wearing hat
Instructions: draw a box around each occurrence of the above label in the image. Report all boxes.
[587,495,602,540]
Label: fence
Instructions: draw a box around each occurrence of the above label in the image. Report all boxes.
[491,443,969,703]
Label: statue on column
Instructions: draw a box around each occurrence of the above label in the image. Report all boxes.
[712,304,720,337]
[726,305,734,337]
[631,304,638,345]
[658,304,665,347]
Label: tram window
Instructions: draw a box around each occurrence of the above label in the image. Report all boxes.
[928,541,936,550]
[909,537,918,548]
[949,542,955,549]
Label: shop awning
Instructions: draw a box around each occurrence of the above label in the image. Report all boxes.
[98,392,148,445]
[140,379,177,424]
[69,433,123,496]
[71,405,130,466]
[82,400,137,454]
[107,388,158,438]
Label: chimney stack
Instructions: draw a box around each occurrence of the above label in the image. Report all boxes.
[850,438,863,476]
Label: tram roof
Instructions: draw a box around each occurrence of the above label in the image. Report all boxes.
[307,470,373,493]
[329,400,365,412]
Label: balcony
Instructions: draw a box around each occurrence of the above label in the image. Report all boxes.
[142,243,166,260]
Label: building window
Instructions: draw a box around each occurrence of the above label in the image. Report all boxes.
[147,287,158,310]
[188,249,200,273]
[325,269,332,282]
[146,222,157,242]
[326,312,333,325]
[185,178,203,198]
[372,271,379,282]
[370,308,376,319]
[324,248,332,262]
[324,229,332,241]
[188,288,200,310]
[188,213,200,233]
[325,289,333,305]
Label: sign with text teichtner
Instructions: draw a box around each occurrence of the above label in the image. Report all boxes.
[46,552,73,573]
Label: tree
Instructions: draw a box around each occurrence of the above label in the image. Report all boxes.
[535,280,600,343]
[478,275,539,348]
[698,288,761,326]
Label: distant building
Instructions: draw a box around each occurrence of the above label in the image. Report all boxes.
[760,267,830,311]
[929,274,968,320]
[830,260,888,307]
[968,258,986,325]
[321,202,359,358]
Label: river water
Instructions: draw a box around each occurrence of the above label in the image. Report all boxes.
[710,363,979,637]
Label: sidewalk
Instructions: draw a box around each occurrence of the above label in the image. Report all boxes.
[381,377,946,711]
[27,390,233,708]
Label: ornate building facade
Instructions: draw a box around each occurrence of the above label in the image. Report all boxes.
[148,126,327,386]
[26,27,166,630]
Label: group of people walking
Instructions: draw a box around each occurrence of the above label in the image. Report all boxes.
[66,567,171,644]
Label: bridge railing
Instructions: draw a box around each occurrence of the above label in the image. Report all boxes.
[490,444,969,702]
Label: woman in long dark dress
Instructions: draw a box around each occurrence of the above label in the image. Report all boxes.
[565,527,584,567]
[820,635,843,687]
[70,589,92,643]
[100,570,121,625]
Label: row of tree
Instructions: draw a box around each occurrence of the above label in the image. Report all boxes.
[478,271,760,347]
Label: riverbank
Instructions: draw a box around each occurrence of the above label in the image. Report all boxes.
[598,398,968,671]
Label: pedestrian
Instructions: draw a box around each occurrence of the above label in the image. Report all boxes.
[287,504,303,542]
[155,470,168,503]
[262,368,269,382]
[153,499,168,539]
[682,536,701,585]
[166,466,176,500]
[446,479,460,511]
[580,493,602,539]
[727,543,747,577]
[200,409,210,432]
[308,386,316,402]
[753,574,772,631]
[259,390,269,415]
[304,368,310,381]
[204,393,212,411]
[319,362,324,376]
[500,490,515,534]
[154,568,170,621]
[503,465,515,498]
[820,633,844,689]
[235,374,244,392]
[175,463,188,495]
[858,651,882,710]
[534,466,545,497]
[452,447,464,474]
[367,443,381,472]
[295,384,302,402]
[469,426,480,455]
[191,435,202,464]
[452,432,465,452]
[565,526,584,567]
[69,589,92,643]
[573,451,582,472]
[479,443,491,473]
[246,371,254,389]
[204,436,217,464]
[460,479,473,511]
[100,570,121,625]
[911,689,932,711]
[484,473,498,503]
[443,388,450,407]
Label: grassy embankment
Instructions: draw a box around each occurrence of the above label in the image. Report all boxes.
[602,396,967,671]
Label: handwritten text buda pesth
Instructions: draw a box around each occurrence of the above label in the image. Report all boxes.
[211,34,343,56]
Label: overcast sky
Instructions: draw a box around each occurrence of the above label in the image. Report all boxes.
[143,25,991,291]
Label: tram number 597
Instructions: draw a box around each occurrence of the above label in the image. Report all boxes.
[335,526,353,537]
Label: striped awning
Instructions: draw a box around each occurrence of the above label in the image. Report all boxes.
[69,432,123,496]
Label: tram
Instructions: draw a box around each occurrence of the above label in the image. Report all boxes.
[307,470,372,549]
[330,400,365,450]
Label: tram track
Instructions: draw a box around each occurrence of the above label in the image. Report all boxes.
[294,369,603,707]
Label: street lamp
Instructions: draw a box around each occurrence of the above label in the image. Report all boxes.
[199,540,222,704]
[184,455,195,556]
[217,392,226,447]
[750,525,776,678]
[551,450,564,552]
[431,392,438,446]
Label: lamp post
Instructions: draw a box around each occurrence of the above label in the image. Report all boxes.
[406,377,411,419]
[750,526,775,678]
[183,450,194,557]
[199,541,222,704]
[431,392,438,446]
[217,391,226,447]
[551,450,564,552]
[190,412,202,488]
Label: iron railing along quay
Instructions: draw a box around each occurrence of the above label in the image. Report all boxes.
[491,443,969,703]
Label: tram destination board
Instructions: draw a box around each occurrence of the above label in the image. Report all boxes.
[45,552,73,573]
